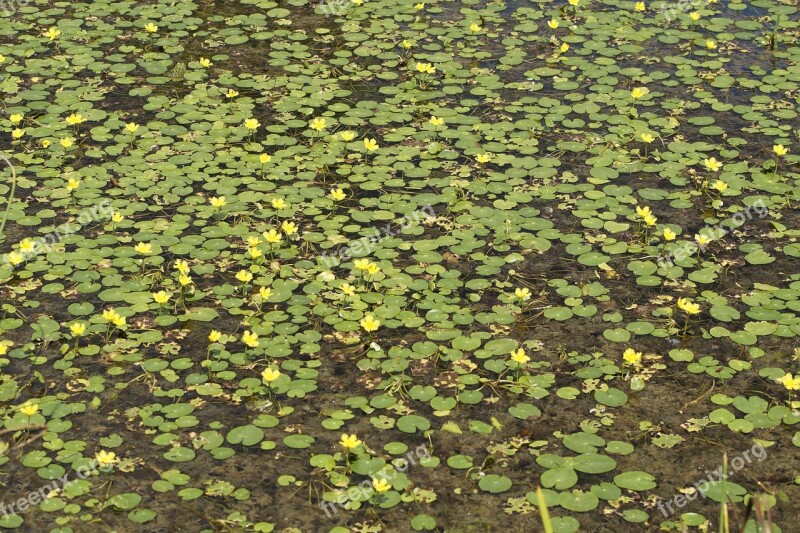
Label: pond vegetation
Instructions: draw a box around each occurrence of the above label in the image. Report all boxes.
[0,0,799,531]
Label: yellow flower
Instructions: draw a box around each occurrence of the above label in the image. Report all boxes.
[415,62,435,74]
[19,238,35,253]
[112,315,126,327]
[198,57,212,68]
[777,373,800,391]
[125,123,139,134]
[178,274,193,287]
[11,129,24,139]
[631,87,649,99]
[372,478,392,493]
[20,402,39,416]
[248,247,263,259]
[360,314,381,332]
[622,348,642,366]
[430,116,444,126]
[568,0,580,5]
[703,157,722,171]
[634,2,645,11]
[705,39,716,49]
[510,348,529,365]
[689,11,700,21]
[643,213,657,227]
[340,433,362,449]
[259,153,272,164]
[515,287,531,301]
[282,221,298,235]
[6,252,23,266]
[259,286,272,300]
[310,117,327,131]
[365,262,381,276]
[175,259,190,274]
[340,130,356,141]
[663,228,676,241]
[712,180,727,192]
[0,54,4,63]
[271,197,286,209]
[242,330,259,348]
[261,367,281,383]
[134,242,152,254]
[244,118,260,131]
[773,145,789,157]
[95,450,118,468]
[547,19,559,29]
[641,133,654,143]
[263,229,282,244]
[363,138,379,151]
[208,330,222,343]
[209,196,226,208]
[44,27,61,40]
[152,291,171,304]
[401,39,413,49]
[60,137,74,148]
[65,113,85,126]
[65,178,80,191]
[0,342,8,355]
[415,2,424,10]
[330,188,346,201]
[341,283,356,296]
[677,297,701,315]
[560,43,569,53]
[41,139,52,148]
[476,153,491,164]
[144,22,158,33]
[236,270,254,283]
[9,114,23,125]
[469,22,481,33]
[102,308,120,323]
[226,89,239,98]
[70,322,87,336]
[635,205,652,219]
[695,234,711,246]
[354,259,371,270]
[247,236,261,247]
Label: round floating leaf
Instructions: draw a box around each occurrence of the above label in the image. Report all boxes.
[283,434,315,449]
[163,447,196,463]
[614,471,657,491]
[594,388,628,408]
[227,425,265,446]
[411,514,436,531]
[478,474,512,493]
[559,490,599,512]
[701,481,748,503]
[107,492,142,511]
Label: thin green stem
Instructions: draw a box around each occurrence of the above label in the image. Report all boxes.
[0,154,17,244]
